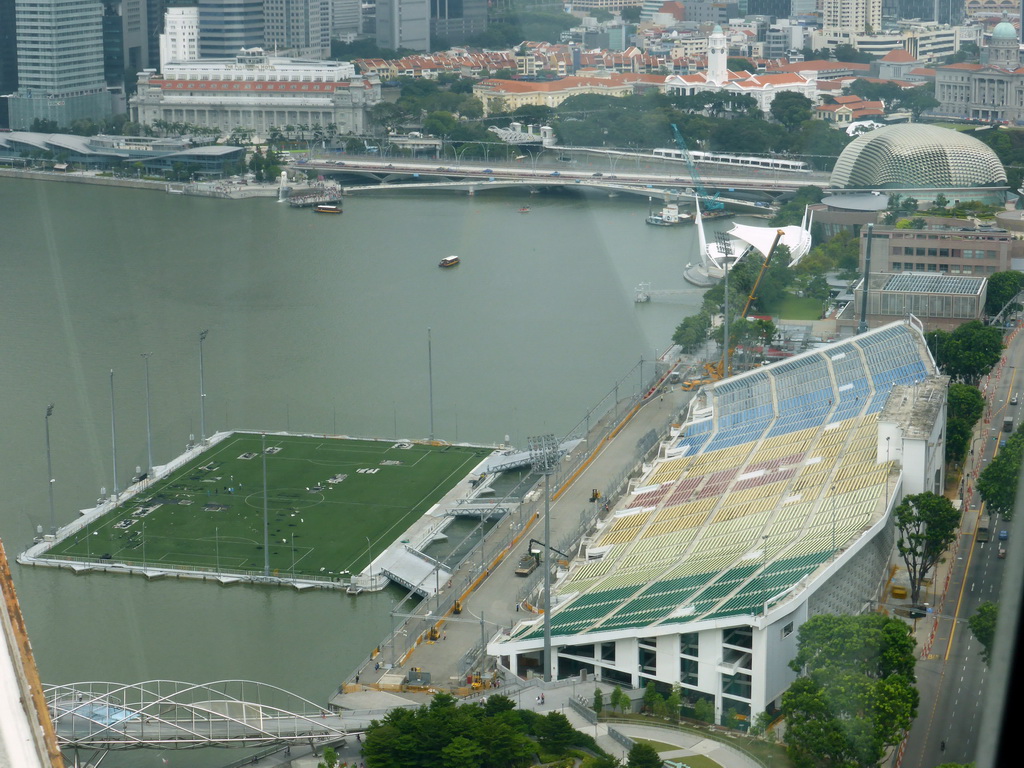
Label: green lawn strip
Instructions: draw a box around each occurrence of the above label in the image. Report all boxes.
[49,434,491,577]
[777,295,825,321]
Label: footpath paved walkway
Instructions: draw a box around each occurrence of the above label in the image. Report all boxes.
[336,381,692,696]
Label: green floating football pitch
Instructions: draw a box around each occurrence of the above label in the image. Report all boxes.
[49,433,493,578]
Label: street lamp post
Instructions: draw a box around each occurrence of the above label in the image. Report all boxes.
[199,330,208,443]
[45,404,56,534]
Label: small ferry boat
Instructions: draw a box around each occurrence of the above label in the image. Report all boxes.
[439,255,460,268]
[313,204,342,214]
[519,205,531,213]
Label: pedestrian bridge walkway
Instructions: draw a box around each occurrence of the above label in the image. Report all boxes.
[47,680,346,750]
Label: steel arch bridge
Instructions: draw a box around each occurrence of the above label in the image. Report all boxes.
[46,679,347,751]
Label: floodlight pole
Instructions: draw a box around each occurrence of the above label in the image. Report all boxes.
[45,404,56,534]
[427,328,434,442]
[262,433,269,577]
[216,527,220,573]
[110,369,119,500]
[199,330,208,443]
[529,433,559,683]
[141,353,154,476]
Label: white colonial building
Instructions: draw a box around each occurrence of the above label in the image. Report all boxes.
[664,26,817,114]
[131,48,382,138]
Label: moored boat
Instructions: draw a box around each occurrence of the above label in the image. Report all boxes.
[439,255,460,268]
[645,201,691,226]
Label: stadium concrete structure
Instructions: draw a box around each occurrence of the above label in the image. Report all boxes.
[829,124,1009,204]
[490,320,945,723]
[131,48,381,138]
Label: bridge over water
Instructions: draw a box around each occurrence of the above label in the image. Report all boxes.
[297,155,830,203]
[47,679,347,752]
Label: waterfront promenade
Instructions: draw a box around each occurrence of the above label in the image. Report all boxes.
[332,376,694,698]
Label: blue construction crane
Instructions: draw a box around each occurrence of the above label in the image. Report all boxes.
[670,123,723,211]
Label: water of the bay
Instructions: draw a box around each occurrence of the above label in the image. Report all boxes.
[0,176,739,764]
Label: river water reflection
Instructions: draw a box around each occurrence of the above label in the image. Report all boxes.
[1,176,742,764]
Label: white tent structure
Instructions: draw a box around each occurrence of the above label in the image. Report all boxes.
[685,197,813,284]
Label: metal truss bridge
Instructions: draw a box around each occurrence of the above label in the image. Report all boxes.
[46,679,347,752]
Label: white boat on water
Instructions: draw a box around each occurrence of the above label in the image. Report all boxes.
[439,255,460,268]
[645,200,691,226]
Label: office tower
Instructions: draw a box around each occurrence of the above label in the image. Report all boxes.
[430,0,486,47]
[376,0,429,52]
[332,0,361,36]
[197,0,263,58]
[264,0,330,58]
[9,0,112,129]
[160,6,200,67]
[1,0,19,126]
[822,0,882,35]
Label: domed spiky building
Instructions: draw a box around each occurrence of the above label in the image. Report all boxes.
[829,124,1007,202]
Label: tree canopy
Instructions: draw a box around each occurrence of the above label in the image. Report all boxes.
[893,492,962,605]
[783,614,918,768]
[925,322,1003,385]
[967,601,998,665]
[945,383,985,464]
[977,426,1023,520]
[362,693,608,768]
[770,92,814,130]
[984,270,1024,317]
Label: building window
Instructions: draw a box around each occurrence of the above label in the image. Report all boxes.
[680,632,699,657]
[722,671,752,698]
[723,627,752,649]
[601,642,616,662]
[680,657,698,686]
[782,621,794,638]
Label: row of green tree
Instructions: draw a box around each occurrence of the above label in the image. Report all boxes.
[361,692,605,768]
[978,419,1024,520]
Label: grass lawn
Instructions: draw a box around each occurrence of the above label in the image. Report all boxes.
[48,433,492,578]
[777,295,824,321]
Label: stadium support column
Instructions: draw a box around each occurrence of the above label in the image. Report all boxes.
[529,433,559,683]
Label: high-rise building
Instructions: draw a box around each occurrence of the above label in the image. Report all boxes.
[197,0,264,58]
[746,0,790,18]
[1,0,20,126]
[822,0,881,36]
[160,6,200,68]
[9,0,112,129]
[264,0,330,58]
[332,0,361,37]
[376,0,429,52]
[430,0,487,47]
